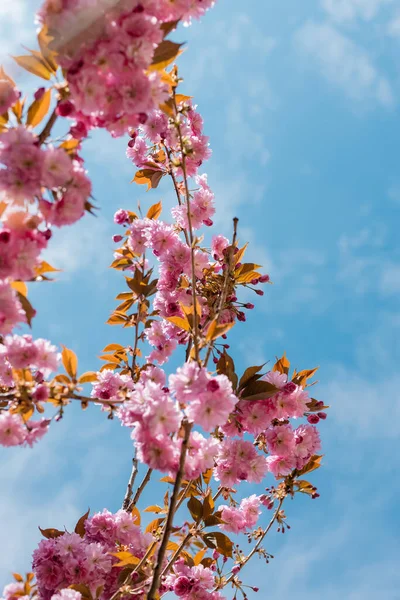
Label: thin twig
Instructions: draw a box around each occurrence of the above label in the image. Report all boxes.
[127,467,153,511]
[122,456,139,510]
[38,107,58,145]
[215,498,284,592]
[146,420,193,600]
[204,217,238,366]
[173,94,201,364]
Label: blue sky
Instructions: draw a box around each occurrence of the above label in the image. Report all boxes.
[1,0,400,597]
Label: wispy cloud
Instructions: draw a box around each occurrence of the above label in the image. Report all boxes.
[294,21,395,108]
[321,0,394,23]
[43,215,114,277]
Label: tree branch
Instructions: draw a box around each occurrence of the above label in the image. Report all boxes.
[146,419,192,600]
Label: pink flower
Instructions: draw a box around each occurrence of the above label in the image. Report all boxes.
[51,590,82,600]
[211,235,229,261]
[91,370,132,401]
[0,280,26,335]
[266,455,296,478]
[42,147,73,189]
[265,424,295,457]
[4,334,38,369]
[0,79,19,114]
[33,338,60,375]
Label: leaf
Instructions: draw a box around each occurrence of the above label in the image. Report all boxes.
[160,20,180,37]
[53,374,70,384]
[27,88,51,128]
[203,492,214,520]
[166,316,191,332]
[241,380,278,401]
[203,514,223,527]
[273,353,290,376]
[110,551,140,568]
[103,344,125,352]
[144,505,164,514]
[234,243,248,265]
[61,346,78,380]
[149,41,184,71]
[106,312,129,325]
[296,455,323,476]
[74,509,90,537]
[145,518,165,534]
[202,468,213,486]
[60,138,80,153]
[292,367,319,388]
[238,365,265,390]
[0,66,15,86]
[133,169,163,190]
[11,281,28,297]
[35,261,61,276]
[216,351,238,390]
[202,532,233,558]
[193,548,207,565]
[68,584,92,600]
[296,480,316,495]
[206,320,234,342]
[38,25,58,72]
[187,496,203,522]
[131,506,141,526]
[12,574,23,582]
[16,292,36,326]
[146,201,162,220]
[12,55,52,80]
[78,371,98,384]
[39,527,64,539]
[175,94,193,105]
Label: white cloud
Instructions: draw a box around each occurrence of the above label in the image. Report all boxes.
[43,215,114,277]
[294,21,395,108]
[388,183,400,203]
[321,0,393,23]
[337,226,400,297]
[387,13,400,36]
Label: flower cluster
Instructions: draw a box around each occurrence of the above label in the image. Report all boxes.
[0,279,26,335]
[218,495,262,535]
[0,127,91,229]
[37,1,215,137]
[0,334,60,447]
[32,509,153,600]
[165,559,225,600]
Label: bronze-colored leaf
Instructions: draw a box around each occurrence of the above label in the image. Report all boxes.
[74,509,90,537]
[273,353,290,376]
[187,495,203,522]
[16,292,36,326]
[202,492,214,520]
[145,518,165,534]
[202,532,233,558]
[27,88,52,128]
[12,55,52,80]
[241,380,278,401]
[296,455,323,476]
[61,346,78,379]
[149,40,183,71]
[238,364,265,390]
[146,201,162,220]
[78,371,98,384]
[39,527,65,539]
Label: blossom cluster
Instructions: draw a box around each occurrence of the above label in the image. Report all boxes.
[0,126,91,230]
[0,334,60,447]
[165,558,224,600]
[32,509,153,600]
[116,362,236,475]
[37,0,215,137]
